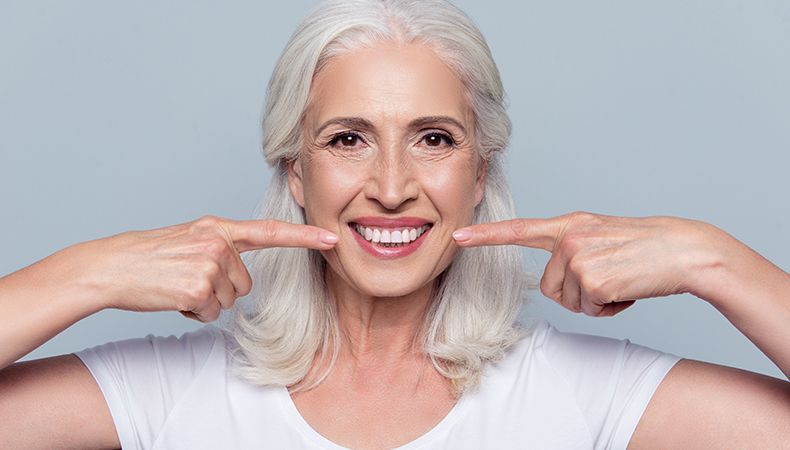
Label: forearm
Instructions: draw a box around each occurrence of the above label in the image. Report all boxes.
[0,243,105,370]
[690,225,790,379]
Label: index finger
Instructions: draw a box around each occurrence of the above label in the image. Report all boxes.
[222,219,338,253]
[452,218,566,251]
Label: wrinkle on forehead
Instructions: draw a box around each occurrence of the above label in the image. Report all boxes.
[304,40,474,140]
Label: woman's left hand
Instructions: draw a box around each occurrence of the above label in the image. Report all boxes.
[452,211,729,317]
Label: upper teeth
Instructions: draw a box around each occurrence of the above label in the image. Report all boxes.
[353,224,431,244]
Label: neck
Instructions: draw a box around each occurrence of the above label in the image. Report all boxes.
[326,269,436,365]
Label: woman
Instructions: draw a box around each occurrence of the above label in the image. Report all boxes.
[1,0,788,448]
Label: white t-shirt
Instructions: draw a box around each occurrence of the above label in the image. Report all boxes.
[75,319,681,450]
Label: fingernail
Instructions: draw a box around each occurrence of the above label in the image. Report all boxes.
[452,229,472,241]
[320,232,338,244]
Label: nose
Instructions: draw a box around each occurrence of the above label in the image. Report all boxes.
[364,147,419,210]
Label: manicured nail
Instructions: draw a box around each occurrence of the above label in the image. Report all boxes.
[320,232,338,244]
[452,228,472,242]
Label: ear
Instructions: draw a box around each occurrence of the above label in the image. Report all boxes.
[287,158,306,208]
[474,158,488,206]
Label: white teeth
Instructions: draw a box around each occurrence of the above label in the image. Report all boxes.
[353,223,432,246]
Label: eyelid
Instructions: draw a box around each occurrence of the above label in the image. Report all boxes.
[325,130,367,147]
[418,129,457,146]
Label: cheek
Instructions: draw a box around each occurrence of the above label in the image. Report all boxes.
[419,164,479,222]
[302,161,365,226]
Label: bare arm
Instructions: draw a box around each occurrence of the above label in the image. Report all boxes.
[629,359,790,448]
[0,354,120,449]
[0,243,105,370]
[455,212,790,446]
[630,225,790,448]
[0,243,121,449]
[687,224,790,379]
[0,216,336,448]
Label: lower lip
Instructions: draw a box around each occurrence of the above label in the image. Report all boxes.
[349,225,431,259]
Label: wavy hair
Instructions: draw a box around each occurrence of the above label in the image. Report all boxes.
[224,0,534,396]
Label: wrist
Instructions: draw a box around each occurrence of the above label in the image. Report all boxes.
[48,241,115,314]
[685,222,787,311]
[681,221,743,307]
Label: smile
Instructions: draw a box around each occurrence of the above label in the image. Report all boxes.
[352,223,431,246]
[347,218,433,259]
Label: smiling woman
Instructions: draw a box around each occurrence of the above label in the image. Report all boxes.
[231,12,528,398]
[0,0,788,449]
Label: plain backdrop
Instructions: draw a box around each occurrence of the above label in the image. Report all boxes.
[1,0,787,379]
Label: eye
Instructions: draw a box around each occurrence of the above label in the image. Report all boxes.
[327,132,365,149]
[421,132,455,148]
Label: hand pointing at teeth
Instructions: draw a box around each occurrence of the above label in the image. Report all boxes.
[452,211,738,317]
[61,215,337,323]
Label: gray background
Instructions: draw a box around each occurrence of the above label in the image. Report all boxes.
[1,0,787,379]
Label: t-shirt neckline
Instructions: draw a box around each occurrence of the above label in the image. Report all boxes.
[275,384,472,449]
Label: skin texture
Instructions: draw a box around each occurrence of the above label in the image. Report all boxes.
[0,216,337,449]
[291,42,483,300]
[454,212,790,447]
[286,41,485,448]
[0,39,787,450]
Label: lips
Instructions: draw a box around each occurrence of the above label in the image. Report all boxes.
[348,217,433,259]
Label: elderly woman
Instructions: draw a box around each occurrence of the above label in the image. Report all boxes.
[1,0,788,448]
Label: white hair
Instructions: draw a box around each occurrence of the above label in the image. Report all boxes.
[223,0,535,396]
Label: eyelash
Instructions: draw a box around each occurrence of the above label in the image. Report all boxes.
[325,131,457,149]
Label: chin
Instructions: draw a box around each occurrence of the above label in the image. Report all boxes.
[322,258,442,299]
[350,270,438,298]
[357,282,428,299]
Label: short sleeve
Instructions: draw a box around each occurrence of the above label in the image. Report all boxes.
[73,325,226,450]
[537,322,682,450]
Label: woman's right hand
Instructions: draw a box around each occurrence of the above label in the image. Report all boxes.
[71,215,338,322]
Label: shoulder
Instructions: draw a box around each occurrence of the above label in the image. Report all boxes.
[76,324,229,379]
[481,319,682,449]
[500,319,681,379]
[72,325,235,450]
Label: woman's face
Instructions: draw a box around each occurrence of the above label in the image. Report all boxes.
[289,41,486,297]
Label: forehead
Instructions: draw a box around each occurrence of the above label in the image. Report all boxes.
[307,41,471,126]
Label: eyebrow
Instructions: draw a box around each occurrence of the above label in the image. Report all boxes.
[314,115,467,136]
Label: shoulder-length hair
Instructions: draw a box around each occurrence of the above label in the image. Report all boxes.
[224,0,534,396]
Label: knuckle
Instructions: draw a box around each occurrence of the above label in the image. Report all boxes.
[567,257,586,275]
[577,272,593,292]
[208,308,221,322]
[204,238,229,259]
[558,235,582,256]
[581,302,600,317]
[539,275,550,295]
[574,210,605,229]
[539,276,559,301]
[583,277,608,300]
[200,303,221,321]
[199,259,221,279]
[188,216,219,236]
[238,273,253,297]
[189,279,214,301]
[197,214,221,226]
[558,294,575,312]
[570,210,595,222]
